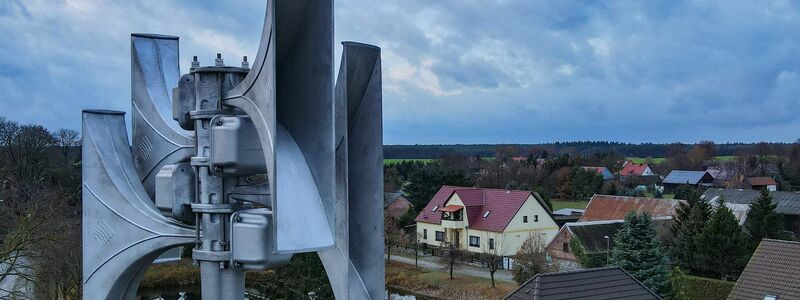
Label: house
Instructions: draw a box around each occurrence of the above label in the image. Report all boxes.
[702,189,800,236]
[546,217,674,271]
[581,166,614,180]
[728,239,800,300]
[745,177,777,191]
[619,161,656,177]
[415,186,559,257]
[580,195,682,222]
[661,170,714,193]
[504,267,661,300]
[384,192,413,218]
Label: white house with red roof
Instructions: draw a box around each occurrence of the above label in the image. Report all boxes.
[415,186,559,256]
[619,161,656,177]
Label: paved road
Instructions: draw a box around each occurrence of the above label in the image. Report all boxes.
[387,254,514,282]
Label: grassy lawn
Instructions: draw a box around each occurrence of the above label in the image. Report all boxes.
[384,158,434,165]
[551,200,590,210]
[386,261,515,300]
[626,155,734,164]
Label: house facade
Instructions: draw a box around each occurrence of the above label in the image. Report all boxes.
[415,186,559,257]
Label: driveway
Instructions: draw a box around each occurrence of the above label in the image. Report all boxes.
[387,253,514,282]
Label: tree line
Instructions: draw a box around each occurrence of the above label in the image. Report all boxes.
[384,141,795,159]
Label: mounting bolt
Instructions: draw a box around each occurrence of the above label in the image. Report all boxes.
[235,216,242,222]
[235,262,243,269]
[215,53,224,66]
[219,261,225,269]
[215,119,223,126]
[241,56,249,68]
[214,166,223,173]
[191,56,200,68]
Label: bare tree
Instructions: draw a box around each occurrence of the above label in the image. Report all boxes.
[0,217,46,299]
[53,129,80,161]
[384,215,405,262]
[480,237,503,288]
[439,240,462,280]
[511,233,553,284]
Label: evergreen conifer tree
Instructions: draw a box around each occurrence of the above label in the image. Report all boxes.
[670,189,711,274]
[611,212,671,296]
[746,188,786,246]
[696,200,751,279]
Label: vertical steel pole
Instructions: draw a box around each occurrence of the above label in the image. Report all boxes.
[189,57,246,300]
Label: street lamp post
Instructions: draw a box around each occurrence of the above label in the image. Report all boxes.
[604,235,610,265]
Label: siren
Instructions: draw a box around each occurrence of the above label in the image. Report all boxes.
[82,0,384,298]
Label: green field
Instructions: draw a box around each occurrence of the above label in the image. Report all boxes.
[384,158,433,165]
[551,200,590,210]
[625,155,735,164]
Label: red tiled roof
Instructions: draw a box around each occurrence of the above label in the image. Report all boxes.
[582,166,608,175]
[747,177,777,186]
[415,185,549,232]
[580,195,682,222]
[619,162,649,176]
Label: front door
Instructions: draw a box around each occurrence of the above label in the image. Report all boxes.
[453,229,460,248]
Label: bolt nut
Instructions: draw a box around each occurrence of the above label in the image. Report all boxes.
[215,119,223,126]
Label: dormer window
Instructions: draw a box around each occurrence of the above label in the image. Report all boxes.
[432,205,439,212]
[483,211,491,218]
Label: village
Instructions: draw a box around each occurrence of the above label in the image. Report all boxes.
[382,143,800,299]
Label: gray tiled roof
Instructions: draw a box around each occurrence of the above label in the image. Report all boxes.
[662,170,712,185]
[728,239,800,300]
[384,192,403,208]
[504,267,661,300]
[702,189,800,216]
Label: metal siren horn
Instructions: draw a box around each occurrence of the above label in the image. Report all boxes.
[222,0,336,254]
[82,110,195,299]
[318,41,384,299]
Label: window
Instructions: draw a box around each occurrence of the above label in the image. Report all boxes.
[534,215,539,222]
[435,231,445,241]
[764,295,777,300]
[432,205,439,212]
[523,216,528,223]
[563,243,570,253]
[423,229,427,240]
[483,210,491,218]
[488,238,495,250]
[469,236,480,247]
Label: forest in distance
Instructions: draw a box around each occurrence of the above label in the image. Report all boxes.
[383,142,795,159]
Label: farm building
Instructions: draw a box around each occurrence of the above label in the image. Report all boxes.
[546,217,674,271]
[744,177,777,191]
[702,189,800,236]
[384,192,413,218]
[662,170,714,193]
[580,195,682,222]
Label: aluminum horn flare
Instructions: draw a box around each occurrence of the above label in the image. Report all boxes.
[222,0,336,254]
[130,34,194,200]
[82,110,195,300]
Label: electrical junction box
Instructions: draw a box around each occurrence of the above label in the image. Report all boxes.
[230,208,291,270]
[210,116,268,176]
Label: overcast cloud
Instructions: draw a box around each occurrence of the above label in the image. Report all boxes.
[1,0,800,144]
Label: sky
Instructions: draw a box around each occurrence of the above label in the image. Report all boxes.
[2,0,800,144]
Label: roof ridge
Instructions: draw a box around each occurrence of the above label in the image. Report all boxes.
[536,266,624,277]
[762,238,800,245]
